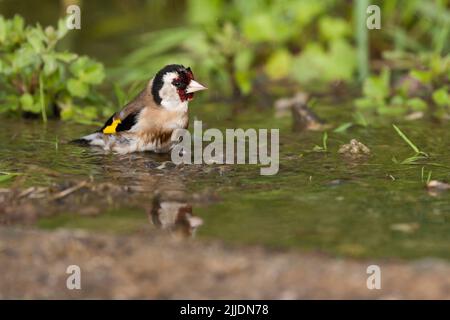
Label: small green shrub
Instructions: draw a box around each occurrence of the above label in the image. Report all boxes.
[355,53,449,120]
[0,15,111,123]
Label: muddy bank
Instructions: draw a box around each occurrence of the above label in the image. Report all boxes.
[1,227,449,299]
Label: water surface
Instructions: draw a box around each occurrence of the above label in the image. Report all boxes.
[1,103,449,260]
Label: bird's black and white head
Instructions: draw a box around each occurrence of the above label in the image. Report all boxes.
[151,64,207,110]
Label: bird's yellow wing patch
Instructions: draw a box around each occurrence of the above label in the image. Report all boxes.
[103,118,122,134]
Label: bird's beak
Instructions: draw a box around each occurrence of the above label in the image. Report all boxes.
[186,80,208,93]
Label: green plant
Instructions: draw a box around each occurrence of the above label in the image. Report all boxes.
[0,171,21,183]
[113,0,356,99]
[392,124,429,165]
[313,131,328,152]
[333,122,353,133]
[376,0,449,55]
[421,167,432,184]
[356,53,449,120]
[0,15,111,123]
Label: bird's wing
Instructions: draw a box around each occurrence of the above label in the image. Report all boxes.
[99,111,139,134]
[100,80,154,134]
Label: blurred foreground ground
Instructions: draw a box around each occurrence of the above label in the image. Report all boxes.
[1,227,449,299]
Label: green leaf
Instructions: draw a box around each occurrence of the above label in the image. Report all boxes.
[70,57,105,84]
[58,96,75,120]
[80,106,99,119]
[67,78,89,98]
[57,19,68,39]
[242,13,277,43]
[12,46,39,70]
[406,98,427,111]
[410,69,432,84]
[0,172,20,183]
[1,95,19,112]
[19,93,38,113]
[187,0,223,25]
[378,105,407,116]
[362,69,391,101]
[265,49,292,80]
[43,54,57,75]
[234,48,254,72]
[293,1,325,26]
[355,97,376,109]
[291,40,356,85]
[234,71,253,95]
[326,39,356,81]
[333,122,353,133]
[353,111,368,127]
[432,88,449,107]
[82,63,105,84]
[54,52,77,63]
[44,25,60,48]
[26,27,46,53]
[69,56,89,75]
[12,15,25,33]
[319,17,350,41]
[291,43,327,84]
[390,95,404,106]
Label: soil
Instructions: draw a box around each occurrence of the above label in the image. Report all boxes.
[1,227,449,299]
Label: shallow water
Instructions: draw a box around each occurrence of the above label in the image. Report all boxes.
[1,102,449,260]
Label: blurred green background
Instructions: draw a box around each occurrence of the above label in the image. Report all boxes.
[0,0,448,124]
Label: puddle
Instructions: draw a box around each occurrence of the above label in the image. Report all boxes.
[1,103,450,260]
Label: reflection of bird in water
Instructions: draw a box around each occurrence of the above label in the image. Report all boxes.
[148,191,203,238]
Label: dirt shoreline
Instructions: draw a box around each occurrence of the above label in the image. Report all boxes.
[1,227,449,299]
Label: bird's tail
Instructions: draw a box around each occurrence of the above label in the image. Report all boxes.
[69,138,91,145]
[70,133,106,147]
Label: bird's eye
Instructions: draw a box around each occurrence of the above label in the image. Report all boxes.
[173,80,183,88]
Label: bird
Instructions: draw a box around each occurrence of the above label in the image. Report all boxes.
[73,64,207,154]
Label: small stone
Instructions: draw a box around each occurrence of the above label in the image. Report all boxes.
[338,139,371,156]
[427,180,450,191]
[427,180,450,196]
[390,223,420,233]
[405,111,424,121]
[156,161,176,170]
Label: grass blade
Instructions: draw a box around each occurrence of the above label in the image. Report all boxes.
[322,132,328,151]
[393,124,420,154]
[426,171,432,184]
[39,73,47,123]
[0,172,21,183]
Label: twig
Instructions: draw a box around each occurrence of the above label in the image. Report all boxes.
[51,181,88,200]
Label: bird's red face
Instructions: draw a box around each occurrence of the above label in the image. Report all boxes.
[171,67,207,102]
[172,67,195,102]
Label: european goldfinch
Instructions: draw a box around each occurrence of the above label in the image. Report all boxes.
[75,64,207,154]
